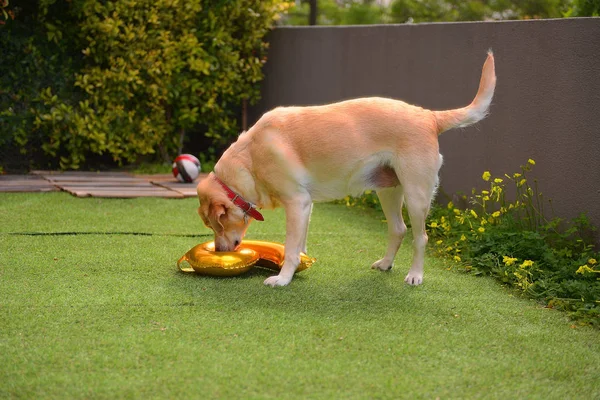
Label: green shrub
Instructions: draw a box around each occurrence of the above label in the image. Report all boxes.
[428,160,600,327]
[1,0,290,170]
[341,190,382,211]
[0,1,81,171]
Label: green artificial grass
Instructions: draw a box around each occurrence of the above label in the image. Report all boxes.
[1,192,599,399]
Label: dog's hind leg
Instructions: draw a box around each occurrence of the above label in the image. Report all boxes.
[372,186,407,271]
[401,156,442,285]
[403,191,430,285]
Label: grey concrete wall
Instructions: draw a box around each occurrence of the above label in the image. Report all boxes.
[249,18,600,239]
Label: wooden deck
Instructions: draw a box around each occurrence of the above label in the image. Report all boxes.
[0,171,206,198]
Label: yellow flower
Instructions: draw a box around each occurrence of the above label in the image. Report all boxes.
[481,190,490,195]
[492,211,501,218]
[576,265,594,274]
[513,173,522,178]
[446,246,453,252]
[447,201,454,209]
[460,234,467,241]
[492,190,501,198]
[436,240,443,245]
[482,171,491,181]
[454,255,462,262]
[453,208,461,215]
[589,258,597,265]
[483,196,490,201]
[470,210,478,218]
[494,178,503,183]
[528,159,536,165]
[478,227,485,233]
[503,256,518,266]
[520,260,534,268]
[430,222,438,228]
[518,178,527,187]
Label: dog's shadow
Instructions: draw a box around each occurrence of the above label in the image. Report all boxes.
[168,262,451,319]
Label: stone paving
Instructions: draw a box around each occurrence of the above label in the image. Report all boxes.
[0,171,206,198]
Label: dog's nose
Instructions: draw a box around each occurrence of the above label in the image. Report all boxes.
[234,240,240,248]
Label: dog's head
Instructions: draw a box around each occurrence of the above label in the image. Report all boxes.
[196,175,252,252]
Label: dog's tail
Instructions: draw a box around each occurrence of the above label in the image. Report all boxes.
[434,51,496,135]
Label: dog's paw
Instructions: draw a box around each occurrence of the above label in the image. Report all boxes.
[264,275,292,287]
[404,272,423,286]
[371,259,393,271]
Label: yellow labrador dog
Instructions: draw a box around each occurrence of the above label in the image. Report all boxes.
[197,52,496,287]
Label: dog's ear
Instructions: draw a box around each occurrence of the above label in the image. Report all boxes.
[197,206,211,229]
[207,203,226,234]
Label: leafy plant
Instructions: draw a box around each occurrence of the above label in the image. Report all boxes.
[340,190,382,211]
[0,1,81,171]
[565,0,600,16]
[0,0,14,25]
[427,160,600,327]
[1,0,291,170]
[284,0,596,25]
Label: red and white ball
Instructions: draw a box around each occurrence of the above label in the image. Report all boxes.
[172,154,201,183]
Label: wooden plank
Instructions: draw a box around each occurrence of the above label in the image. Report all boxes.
[137,173,208,183]
[60,186,164,192]
[50,182,156,188]
[5,171,207,198]
[0,175,58,192]
[0,180,55,186]
[151,181,199,197]
[1,175,48,181]
[33,170,133,177]
[0,185,57,192]
[45,176,144,183]
[70,192,184,198]
[135,173,174,182]
[60,186,184,198]
[38,171,140,188]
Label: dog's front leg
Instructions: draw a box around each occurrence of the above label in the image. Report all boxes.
[264,194,312,287]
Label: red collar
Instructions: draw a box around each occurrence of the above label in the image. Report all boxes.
[214,176,264,222]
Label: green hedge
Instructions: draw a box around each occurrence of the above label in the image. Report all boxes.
[0,0,290,170]
[428,160,600,327]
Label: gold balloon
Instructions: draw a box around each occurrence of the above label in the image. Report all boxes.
[240,240,315,272]
[177,241,259,276]
[178,240,316,277]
